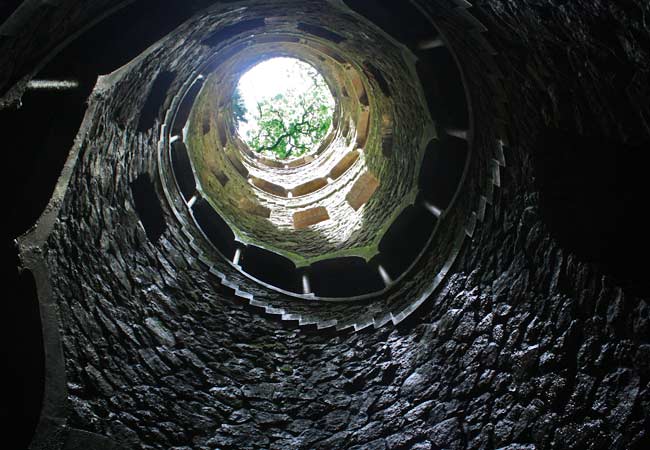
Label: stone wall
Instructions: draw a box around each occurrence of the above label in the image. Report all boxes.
[7,0,650,449]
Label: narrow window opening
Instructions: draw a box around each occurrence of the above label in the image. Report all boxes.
[418,137,467,209]
[310,257,384,297]
[241,246,300,293]
[170,141,196,200]
[192,199,237,259]
[378,205,437,278]
[172,77,204,136]
[364,62,391,97]
[130,173,167,242]
[138,71,175,132]
[416,49,469,130]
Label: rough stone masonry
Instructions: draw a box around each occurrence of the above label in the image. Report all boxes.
[3,0,649,449]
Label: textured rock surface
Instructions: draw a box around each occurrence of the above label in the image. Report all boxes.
[6,0,650,449]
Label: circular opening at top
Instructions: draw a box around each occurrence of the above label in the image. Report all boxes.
[232,57,335,160]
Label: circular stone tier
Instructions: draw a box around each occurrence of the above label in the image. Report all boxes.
[181,13,434,269]
[155,0,483,303]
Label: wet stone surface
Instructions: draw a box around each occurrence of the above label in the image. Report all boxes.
[8,0,650,449]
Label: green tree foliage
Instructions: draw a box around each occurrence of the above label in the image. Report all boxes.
[233,64,333,160]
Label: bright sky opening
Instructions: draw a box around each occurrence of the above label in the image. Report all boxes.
[234,57,334,151]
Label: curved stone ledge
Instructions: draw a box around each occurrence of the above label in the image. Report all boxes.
[153,0,485,313]
[172,3,436,269]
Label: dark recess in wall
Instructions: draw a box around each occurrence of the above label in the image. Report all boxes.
[418,136,468,209]
[310,256,384,297]
[241,245,301,293]
[342,0,434,48]
[416,48,469,130]
[170,141,197,200]
[535,127,650,296]
[202,42,248,74]
[0,0,22,22]
[131,173,167,242]
[2,260,44,450]
[172,78,204,136]
[377,205,437,279]
[192,198,237,259]
[3,87,93,240]
[363,61,391,98]
[138,71,175,132]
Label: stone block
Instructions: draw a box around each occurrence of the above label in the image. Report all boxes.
[212,168,229,187]
[329,150,359,179]
[287,156,306,168]
[349,67,368,106]
[381,114,393,157]
[202,113,211,135]
[260,157,283,168]
[217,116,228,147]
[238,197,271,218]
[356,107,370,148]
[292,178,327,197]
[346,171,379,210]
[226,151,249,178]
[293,207,330,229]
[250,176,288,197]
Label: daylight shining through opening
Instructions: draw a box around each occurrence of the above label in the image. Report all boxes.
[233,57,335,160]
